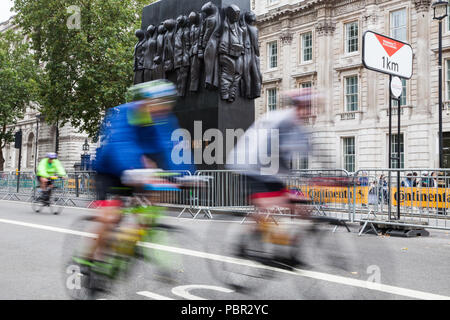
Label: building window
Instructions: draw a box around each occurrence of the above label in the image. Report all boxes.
[345,75,358,112]
[390,8,407,42]
[268,41,278,69]
[267,0,279,5]
[390,134,404,169]
[343,137,356,172]
[300,32,313,63]
[291,152,309,170]
[448,5,450,32]
[267,88,277,111]
[345,22,359,53]
[393,78,407,107]
[301,82,313,115]
[447,60,450,100]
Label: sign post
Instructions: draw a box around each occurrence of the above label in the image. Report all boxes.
[363,31,413,222]
[14,130,23,194]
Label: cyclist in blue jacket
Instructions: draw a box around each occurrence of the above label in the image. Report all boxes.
[88,80,194,262]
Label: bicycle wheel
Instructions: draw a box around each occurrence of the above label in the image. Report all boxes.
[287,218,364,299]
[62,215,108,300]
[31,196,43,213]
[204,215,277,295]
[133,222,194,286]
[50,198,64,215]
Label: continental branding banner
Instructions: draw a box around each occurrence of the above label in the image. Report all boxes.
[288,186,369,205]
[66,179,95,191]
[392,187,450,209]
[289,185,450,208]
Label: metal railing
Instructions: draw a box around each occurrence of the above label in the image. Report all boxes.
[352,169,450,232]
[1,168,450,231]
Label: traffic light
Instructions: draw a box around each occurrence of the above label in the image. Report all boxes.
[14,130,22,149]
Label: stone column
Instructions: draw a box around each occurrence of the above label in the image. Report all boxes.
[312,5,336,168]
[315,7,335,124]
[413,0,431,116]
[363,1,380,121]
[279,17,293,103]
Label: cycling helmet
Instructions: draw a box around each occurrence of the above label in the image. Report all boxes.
[127,80,177,102]
[46,153,58,159]
[283,87,319,108]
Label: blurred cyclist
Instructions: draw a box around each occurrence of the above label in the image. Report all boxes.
[36,153,67,202]
[87,80,194,262]
[227,87,316,215]
[226,87,318,263]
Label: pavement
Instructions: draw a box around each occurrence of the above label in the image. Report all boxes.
[0,200,449,300]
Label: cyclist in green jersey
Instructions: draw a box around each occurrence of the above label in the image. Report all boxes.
[37,153,67,199]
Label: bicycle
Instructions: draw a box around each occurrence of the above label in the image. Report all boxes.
[31,176,64,215]
[62,170,201,300]
[204,175,366,299]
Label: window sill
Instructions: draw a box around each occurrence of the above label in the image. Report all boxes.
[337,111,362,121]
[381,105,412,116]
[299,115,317,125]
[343,51,360,57]
[299,60,314,66]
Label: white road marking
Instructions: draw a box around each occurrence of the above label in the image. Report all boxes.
[137,291,174,300]
[0,216,449,300]
[0,199,311,225]
[171,285,234,300]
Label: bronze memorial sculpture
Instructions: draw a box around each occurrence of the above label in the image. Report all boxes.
[133,1,262,104]
[163,19,177,77]
[143,24,157,82]
[153,23,167,80]
[133,29,146,84]
[219,4,244,103]
[174,15,191,97]
[189,11,203,92]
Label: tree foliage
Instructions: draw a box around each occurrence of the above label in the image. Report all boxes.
[0,28,39,171]
[13,0,151,138]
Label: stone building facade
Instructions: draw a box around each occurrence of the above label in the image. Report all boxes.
[0,17,94,173]
[254,0,450,172]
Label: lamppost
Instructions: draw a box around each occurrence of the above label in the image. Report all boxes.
[82,139,90,171]
[34,114,41,173]
[433,0,449,168]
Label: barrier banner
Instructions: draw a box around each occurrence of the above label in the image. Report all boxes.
[288,186,369,205]
[392,187,450,209]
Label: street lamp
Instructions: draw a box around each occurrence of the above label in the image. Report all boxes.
[433,0,449,168]
[34,114,41,173]
[81,139,90,171]
[82,139,89,154]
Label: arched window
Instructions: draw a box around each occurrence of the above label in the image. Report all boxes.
[26,132,35,169]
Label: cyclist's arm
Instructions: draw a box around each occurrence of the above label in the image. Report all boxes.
[54,159,67,177]
[37,159,50,178]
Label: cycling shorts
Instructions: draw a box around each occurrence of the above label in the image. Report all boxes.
[245,175,287,201]
[36,176,53,186]
[95,173,133,201]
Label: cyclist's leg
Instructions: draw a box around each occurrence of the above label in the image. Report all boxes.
[38,176,48,192]
[85,174,124,261]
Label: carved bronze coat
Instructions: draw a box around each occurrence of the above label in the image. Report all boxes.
[174,15,190,96]
[201,1,221,89]
[163,19,176,74]
[134,29,146,84]
[219,5,244,102]
[153,24,167,79]
[143,25,157,82]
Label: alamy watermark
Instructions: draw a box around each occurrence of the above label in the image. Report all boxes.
[170,121,280,175]
[67,5,81,30]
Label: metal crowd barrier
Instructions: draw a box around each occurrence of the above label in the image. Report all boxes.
[175,170,253,219]
[1,168,450,231]
[352,169,450,233]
